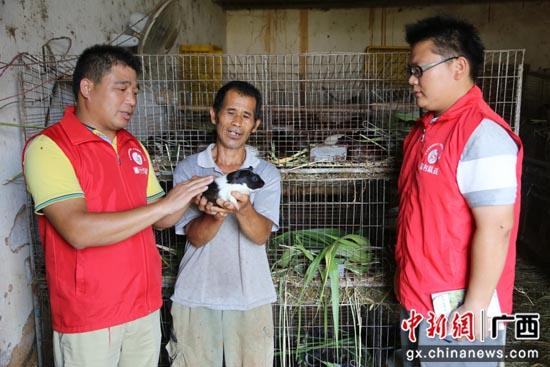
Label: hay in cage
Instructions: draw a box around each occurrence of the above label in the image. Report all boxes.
[268,225,392,330]
[274,274,391,306]
[280,161,395,179]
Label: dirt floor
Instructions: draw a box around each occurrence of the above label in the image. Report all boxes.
[507,255,550,367]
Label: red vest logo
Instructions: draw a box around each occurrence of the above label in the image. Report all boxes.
[128,148,148,175]
[419,143,444,175]
[128,148,144,165]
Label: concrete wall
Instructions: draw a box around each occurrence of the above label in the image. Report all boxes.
[0,1,224,366]
[177,0,226,49]
[226,2,550,71]
[0,1,154,364]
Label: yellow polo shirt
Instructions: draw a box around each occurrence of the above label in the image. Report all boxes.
[24,131,164,214]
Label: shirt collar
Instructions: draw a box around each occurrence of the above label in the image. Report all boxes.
[59,106,133,147]
[197,143,260,172]
[83,124,115,144]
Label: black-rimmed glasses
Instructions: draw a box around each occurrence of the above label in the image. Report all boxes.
[407,56,460,78]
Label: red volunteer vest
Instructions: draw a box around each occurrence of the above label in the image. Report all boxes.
[395,86,523,316]
[25,107,162,333]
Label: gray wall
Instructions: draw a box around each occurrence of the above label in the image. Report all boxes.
[177,0,226,48]
[226,2,550,71]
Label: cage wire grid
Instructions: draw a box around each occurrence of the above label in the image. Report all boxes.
[18,49,524,366]
[273,303,398,367]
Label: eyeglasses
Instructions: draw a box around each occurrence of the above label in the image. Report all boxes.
[407,56,460,78]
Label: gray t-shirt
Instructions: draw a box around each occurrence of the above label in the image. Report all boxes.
[457,118,519,207]
[171,144,281,310]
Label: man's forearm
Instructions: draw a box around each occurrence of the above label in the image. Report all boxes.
[463,205,515,310]
[44,198,170,249]
[235,205,272,245]
[153,204,190,230]
[463,228,510,309]
[186,214,225,247]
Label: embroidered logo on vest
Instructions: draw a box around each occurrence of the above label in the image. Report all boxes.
[128,147,148,175]
[128,148,144,165]
[419,143,444,175]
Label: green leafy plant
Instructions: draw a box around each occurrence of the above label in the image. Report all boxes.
[271,228,371,348]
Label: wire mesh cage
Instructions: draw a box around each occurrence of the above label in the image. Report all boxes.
[274,303,399,367]
[269,167,395,366]
[271,170,390,285]
[19,50,524,171]
[478,50,525,133]
[131,52,422,174]
[18,49,524,366]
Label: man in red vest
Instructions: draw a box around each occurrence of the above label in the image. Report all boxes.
[23,45,212,366]
[395,16,523,366]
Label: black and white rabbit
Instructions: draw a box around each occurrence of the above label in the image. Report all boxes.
[203,166,265,207]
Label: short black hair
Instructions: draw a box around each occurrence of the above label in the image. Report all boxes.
[405,15,485,81]
[212,80,262,120]
[72,44,142,101]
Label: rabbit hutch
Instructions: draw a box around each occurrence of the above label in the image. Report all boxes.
[18,46,524,366]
